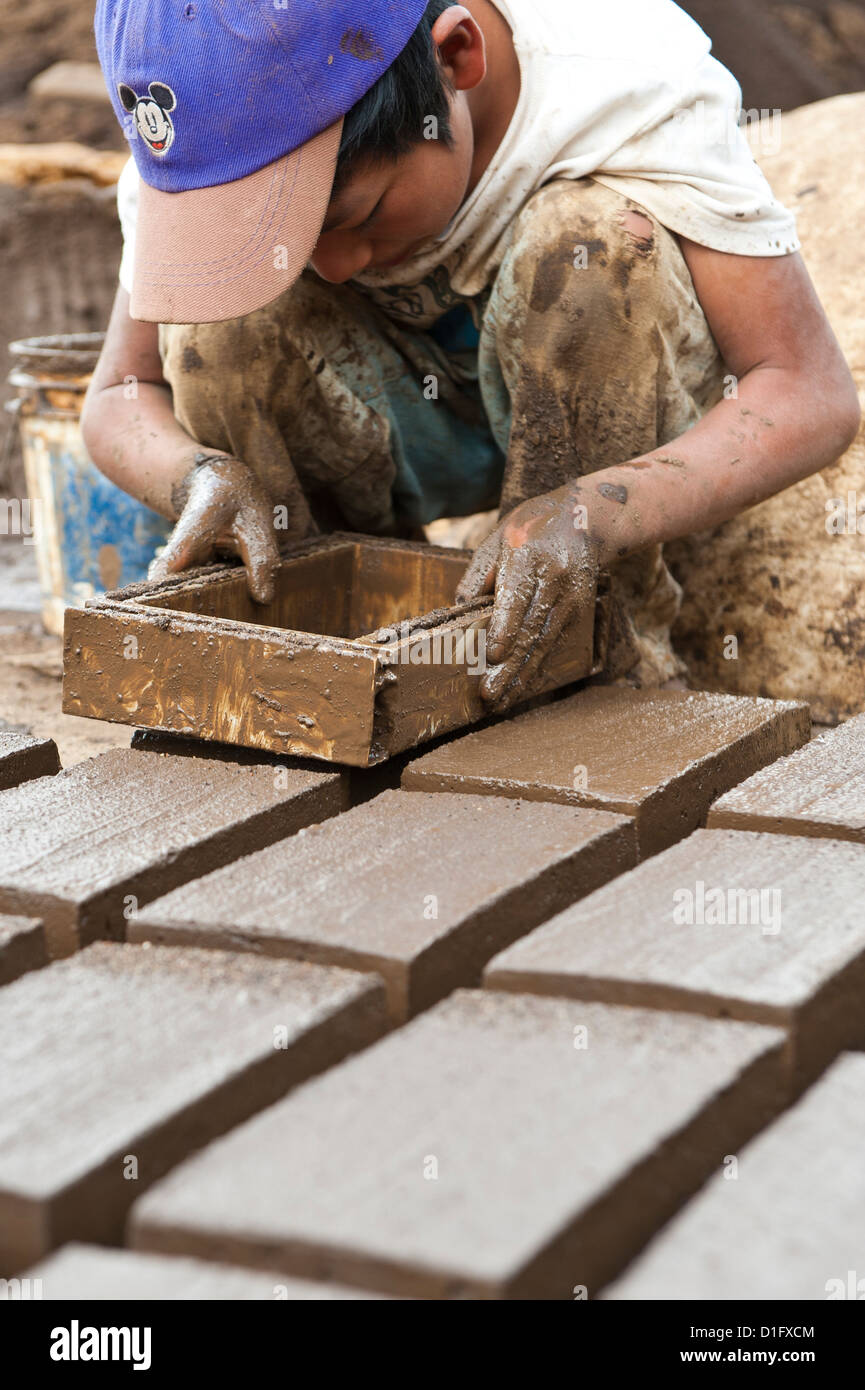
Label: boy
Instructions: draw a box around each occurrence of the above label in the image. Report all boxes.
[84,0,859,710]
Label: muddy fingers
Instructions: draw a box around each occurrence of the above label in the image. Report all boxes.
[151,454,280,603]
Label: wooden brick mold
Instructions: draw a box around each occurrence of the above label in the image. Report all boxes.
[62,534,611,766]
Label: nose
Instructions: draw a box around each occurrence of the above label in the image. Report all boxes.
[310,234,374,284]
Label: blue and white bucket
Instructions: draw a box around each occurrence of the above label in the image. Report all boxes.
[7,333,172,634]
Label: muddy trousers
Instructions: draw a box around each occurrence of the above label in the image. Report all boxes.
[160,178,726,683]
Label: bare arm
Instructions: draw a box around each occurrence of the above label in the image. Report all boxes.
[459,249,861,706]
[81,286,206,519]
[571,245,861,559]
[81,287,280,601]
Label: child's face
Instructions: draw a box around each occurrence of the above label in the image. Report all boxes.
[310,92,476,284]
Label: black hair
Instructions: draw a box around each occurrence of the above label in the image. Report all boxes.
[334,0,456,191]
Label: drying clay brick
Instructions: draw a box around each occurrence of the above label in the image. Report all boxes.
[129,990,785,1299]
[0,729,60,790]
[131,790,636,1023]
[19,1244,389,1300]
[0,748,347,957]
[709,712,865,842]
[402,687,810,857]
[0,914,46,986]
[131,725,437,810]
[485,829,865,1092]
[0,942,386,1275]
[604,1052,865,1300]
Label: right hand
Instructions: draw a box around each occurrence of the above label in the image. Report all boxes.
[149,453,280,604]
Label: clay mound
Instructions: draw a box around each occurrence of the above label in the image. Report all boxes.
[0,143,127,188]
[0,0,123,150]
[684,0,865,110]
[668,91,865,724]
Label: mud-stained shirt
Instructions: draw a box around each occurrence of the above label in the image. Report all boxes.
[117,0,799,329]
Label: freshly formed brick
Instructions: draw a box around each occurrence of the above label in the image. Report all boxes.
[0,943,386,1275]
[0,914,45,986]
[0,748,347,956]
[19,1244,388,1300]
[402,688,810,857]
[604,1052,865,1300]
[0,730,60,791]
[485,829,865,1092]
[709,713,865,842]
[128,726,408,811]
[131,790,637,1022]
[130,990,785,1299]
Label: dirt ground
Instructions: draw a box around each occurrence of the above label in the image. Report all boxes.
[0,536,130,765]
[0,0,122,149]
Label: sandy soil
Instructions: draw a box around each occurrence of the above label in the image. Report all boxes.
[0,537,130,766]
[0,0,122,148]
[0,611,132,767]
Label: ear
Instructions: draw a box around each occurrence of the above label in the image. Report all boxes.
[430,6,486,92]
[149,82,177,112]
[118,83,138,111]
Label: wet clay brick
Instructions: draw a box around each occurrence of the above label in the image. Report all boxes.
[0,748,347,957]
[709,713,865,842]
[485,829,865,1092]
[131,724,441,810]
[0,943,386,1275]
[129,990,785,1299]
[131,790,636,1022]
[21,1244,389,1300]
[0,914,45,986]
[604,1052,865,1300]
[0,730,60,790]
[402,687,809,857]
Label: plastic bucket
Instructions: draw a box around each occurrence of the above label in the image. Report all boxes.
[7,333,172,634]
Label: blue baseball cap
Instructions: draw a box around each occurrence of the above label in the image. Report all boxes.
[95,0,430,323]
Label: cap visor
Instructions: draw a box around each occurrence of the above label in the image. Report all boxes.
[129,118,343,324]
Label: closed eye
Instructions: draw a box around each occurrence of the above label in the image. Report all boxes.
[358,196,384,230]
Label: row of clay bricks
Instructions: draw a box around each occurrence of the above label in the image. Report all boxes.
[3,690,865,1297]
[16,1049,864,1301]
[0,687,812,965]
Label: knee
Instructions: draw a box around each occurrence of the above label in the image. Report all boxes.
[503,181,669,338]
[618,207,656,255]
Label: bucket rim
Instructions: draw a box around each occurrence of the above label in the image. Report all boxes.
[9,332,106,354]
[8,333,105,377]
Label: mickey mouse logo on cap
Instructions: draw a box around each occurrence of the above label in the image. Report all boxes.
[118,81,177,155]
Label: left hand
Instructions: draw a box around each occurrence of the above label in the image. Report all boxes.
[456,482,599,710]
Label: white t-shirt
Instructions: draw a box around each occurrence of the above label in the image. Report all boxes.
[118,0,798,313]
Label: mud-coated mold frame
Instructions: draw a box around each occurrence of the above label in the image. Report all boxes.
[62,533,610,766]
